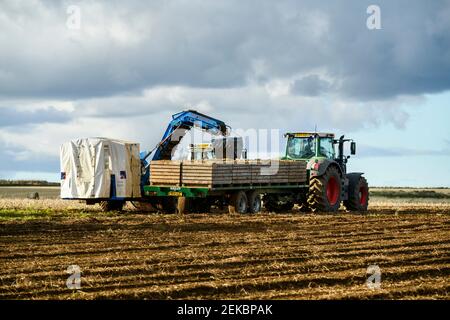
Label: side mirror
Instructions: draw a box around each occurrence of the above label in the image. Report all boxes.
[350,141,356,155]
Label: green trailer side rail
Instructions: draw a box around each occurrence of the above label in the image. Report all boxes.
[144,186,210,198]
[143,183,309,198]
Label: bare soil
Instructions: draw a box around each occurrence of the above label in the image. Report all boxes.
[0,206,448,299]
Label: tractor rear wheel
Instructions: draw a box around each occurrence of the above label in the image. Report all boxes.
[228,191,248,214]
[299,203,312,212]
[344,176,369,211]
[307,166,342,212]
[297,192,312,212]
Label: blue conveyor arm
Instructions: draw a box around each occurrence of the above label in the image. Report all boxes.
[143,109,228,162]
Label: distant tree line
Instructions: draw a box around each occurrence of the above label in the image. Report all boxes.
[371,189,450,199]
[0,180,59,187]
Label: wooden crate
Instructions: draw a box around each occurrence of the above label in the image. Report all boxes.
[150,160,182,185]
[181,161,229,186]
[288,161,307,183]
[150,160,307,187]
[249,160,307,184]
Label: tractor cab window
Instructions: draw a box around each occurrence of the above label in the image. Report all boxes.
[286,137,316,159]
[318,137,335,159]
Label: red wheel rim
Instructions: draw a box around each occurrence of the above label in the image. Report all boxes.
[326,176,339,205]
[359,186,368,205]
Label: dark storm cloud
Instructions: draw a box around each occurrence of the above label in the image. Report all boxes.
[291,75,332,96]
[0,0,449,100]
[324,1,450,100]
[0,107,72,127]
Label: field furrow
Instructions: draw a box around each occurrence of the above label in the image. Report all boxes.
[1,209,449,299]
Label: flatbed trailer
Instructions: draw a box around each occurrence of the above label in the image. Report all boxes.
[141,160,309,214]
[143,183,309,214]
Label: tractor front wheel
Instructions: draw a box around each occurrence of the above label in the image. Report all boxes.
[307,166,342,212]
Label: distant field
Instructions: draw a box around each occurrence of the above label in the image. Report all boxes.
[1,186,450,215]
[0,186,60,199]
[371,188,450,200]
[1,186,450,201]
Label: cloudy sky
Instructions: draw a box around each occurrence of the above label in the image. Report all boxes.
[0,0,449,186]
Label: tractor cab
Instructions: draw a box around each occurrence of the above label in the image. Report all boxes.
[283,132,357,175]
[284,132,336,160]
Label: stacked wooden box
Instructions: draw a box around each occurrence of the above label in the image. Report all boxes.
[182,161,233,185]
[243,160,307,185]
[149,160,182,185]
[150,160,307,187]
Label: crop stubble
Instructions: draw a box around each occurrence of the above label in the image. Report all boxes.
[0,205,449,300]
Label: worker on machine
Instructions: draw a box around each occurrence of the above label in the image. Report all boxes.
[303,137,315,158]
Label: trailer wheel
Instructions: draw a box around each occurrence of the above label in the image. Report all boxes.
[228,191,248,214]
[99,200,125,212]
[344,176,369,212]
[307,166,342,212]
[247,191,262,214]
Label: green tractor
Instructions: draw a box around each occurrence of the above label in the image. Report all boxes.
[273,132,369,212]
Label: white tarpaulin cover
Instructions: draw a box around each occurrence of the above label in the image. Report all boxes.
[60,138,141,199]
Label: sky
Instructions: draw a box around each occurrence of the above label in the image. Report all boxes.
[0,0,449,187]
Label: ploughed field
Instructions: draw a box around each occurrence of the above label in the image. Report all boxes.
[0,194,449,299]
